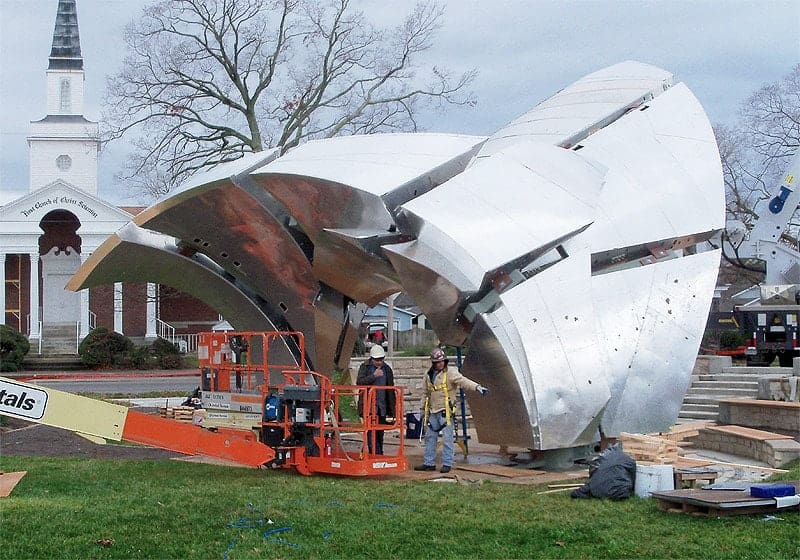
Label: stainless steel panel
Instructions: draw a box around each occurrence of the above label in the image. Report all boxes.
[383,239,476,345]
[67,223,301,366]
[475,61,673,160]
[314,228,407,306]
[578,84,725,253]
[397,142,604,286]
[249,134,484,303]
[592,250,721,435]
[463,250,610,449]
[389,141,605,345]
[133,181,319,344]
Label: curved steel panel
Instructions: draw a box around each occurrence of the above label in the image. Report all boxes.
[398,142,605,287]
[383,239,476,345]
[248,133,484,303]
[134,181,319,340]
[463,250,610,449]
[475,61,673,159]
[67,224,301,367]
[578,83,725,253]
[388,142,605,346]
[592,250,721,435]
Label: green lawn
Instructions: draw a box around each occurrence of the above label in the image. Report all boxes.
[0,456,797,560]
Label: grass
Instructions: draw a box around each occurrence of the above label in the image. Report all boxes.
[0,457,797,560]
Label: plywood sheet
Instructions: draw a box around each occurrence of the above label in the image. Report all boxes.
[454,463,546,478]
[0,471,27,498]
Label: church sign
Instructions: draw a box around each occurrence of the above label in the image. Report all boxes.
[20,196,99,219]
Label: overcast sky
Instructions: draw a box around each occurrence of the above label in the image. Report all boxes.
[0,0,797,205]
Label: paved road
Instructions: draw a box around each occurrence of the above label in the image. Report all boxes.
[30,376,199,395]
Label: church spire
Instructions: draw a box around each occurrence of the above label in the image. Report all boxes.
[49,0,83,70]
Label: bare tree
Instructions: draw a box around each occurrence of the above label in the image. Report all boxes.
[716,64,800,275]
[103,0,477,198]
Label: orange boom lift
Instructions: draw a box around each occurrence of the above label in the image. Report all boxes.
[0,331,406,476]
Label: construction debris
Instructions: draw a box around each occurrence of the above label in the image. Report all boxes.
[619,432,682,464]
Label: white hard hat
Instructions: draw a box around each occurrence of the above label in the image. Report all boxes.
[370,345,386,359]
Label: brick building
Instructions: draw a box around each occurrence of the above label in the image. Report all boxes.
[0,0,218,354]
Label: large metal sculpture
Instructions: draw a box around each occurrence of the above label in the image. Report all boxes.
[69,61,724,451]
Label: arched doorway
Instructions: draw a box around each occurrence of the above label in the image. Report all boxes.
[38,210,82,327]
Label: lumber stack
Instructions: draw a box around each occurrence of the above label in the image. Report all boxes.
[619,432,681,464]
[656,421,711,442]
[160,405,200,423]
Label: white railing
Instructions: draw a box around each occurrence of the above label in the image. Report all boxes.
[37,320,42,355]
[76,321,81,354]
[174,333,200,354]
[156,318,176,344]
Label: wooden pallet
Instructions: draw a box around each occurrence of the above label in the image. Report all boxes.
[652,481,800,517]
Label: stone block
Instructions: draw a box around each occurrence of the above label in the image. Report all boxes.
[766,439,800,468]
[708,355,732,374]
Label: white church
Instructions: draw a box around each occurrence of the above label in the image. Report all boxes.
[0,0,218,356]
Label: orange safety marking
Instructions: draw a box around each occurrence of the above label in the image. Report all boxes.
[122,410,274,467]
[231,394,263,403]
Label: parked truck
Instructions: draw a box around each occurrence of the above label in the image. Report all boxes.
[735,285,799,366]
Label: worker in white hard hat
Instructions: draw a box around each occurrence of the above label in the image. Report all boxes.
[415,347,489,473]
[356,344,395,455]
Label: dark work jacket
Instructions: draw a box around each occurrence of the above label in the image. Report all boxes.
[356,359,396,418]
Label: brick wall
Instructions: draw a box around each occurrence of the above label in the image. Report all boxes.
[89,284,114,331]
[718,399,800,434]
[159,286,220,334]
[123,282,148,336]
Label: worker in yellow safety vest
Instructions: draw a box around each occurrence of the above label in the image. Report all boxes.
[414,347,489,473]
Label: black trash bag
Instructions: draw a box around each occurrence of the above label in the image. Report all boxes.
[571,443,636,500]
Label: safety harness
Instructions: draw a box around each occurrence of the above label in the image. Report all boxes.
[422,368,454,434]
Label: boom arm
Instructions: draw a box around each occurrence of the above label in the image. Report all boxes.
[730,151,800,284]
[0,377,274,467]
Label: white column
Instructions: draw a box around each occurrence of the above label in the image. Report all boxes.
[79,255,90,339]
[114,282,123,334]
[0,253,5,326]
[145,283,157,338]
[29,252,40,339]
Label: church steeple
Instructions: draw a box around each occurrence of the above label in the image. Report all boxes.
[27,0,98,195]
[48,0,83,70]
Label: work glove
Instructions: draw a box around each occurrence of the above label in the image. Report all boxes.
[477,385,490,396]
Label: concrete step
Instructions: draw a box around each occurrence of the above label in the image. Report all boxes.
[682,396,722,405]
[686,388,758,398]
[22,355,84,371]
[677,410,719,421]
[680,402,720,413]
[691,380,758,390]
[697,373,773,382]
[722,366,794,375]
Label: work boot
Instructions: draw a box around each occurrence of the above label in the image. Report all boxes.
[414,464,435,471]
[440,466,451,473]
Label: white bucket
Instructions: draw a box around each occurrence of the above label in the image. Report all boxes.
[634,464,674,498]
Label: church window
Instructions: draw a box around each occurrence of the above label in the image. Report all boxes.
[56,154,72,171]
[60,78,71,112]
